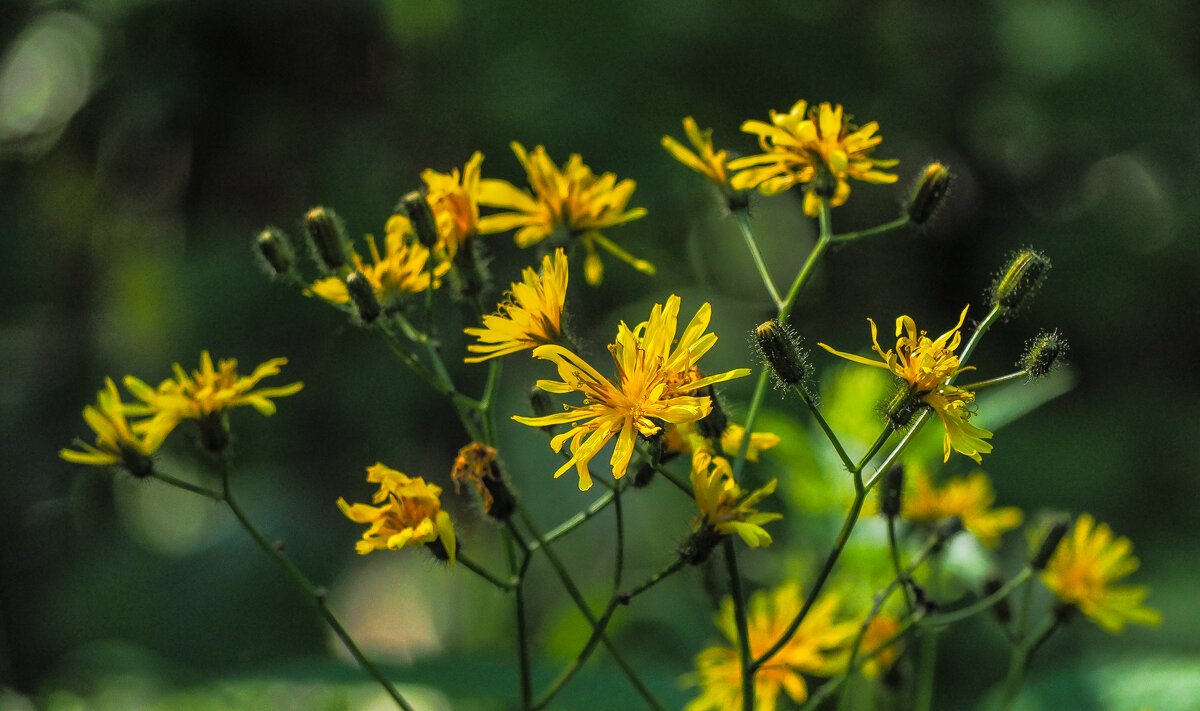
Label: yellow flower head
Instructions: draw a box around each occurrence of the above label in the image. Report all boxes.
[60,377,174,474]
[686,585,856,711]
[728,100,898,216]
[666,420,781,464]
[1041,514,1161,633]
[478,142,651,285]
[903,469,1022,547]
[689,448,782,548]
[124,351,303,432]
[420,151,485,258]
[819,306,994,463]
[308,219,450,309]
[512,295,751,491]
[464,248,569,363]
[450,442,500,513]
[337,463,456,564]
[662,116,730,189]
[858,613,903,680]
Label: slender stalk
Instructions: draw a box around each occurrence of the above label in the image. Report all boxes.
[887,515,914,613]
[504,528,532,710]
[733,210,783,308]
[796,386,854,471]
[953,304,1005,378]
[721,538,754,711]
[217,457,412,711]
[1001,616,1060,710]
[536,489,616,549]
[958,370,1028,391]
[612,487,625,592]
[926,568,1032,627]
[151,471,224,501]
[532,598,623,710]
[913,629,938,711]
[854,427,894,474]
[622,558,687,601]
[801,612,923,711]
[864,411,929,490]
[831,215,910,244]
[457,551,517,590]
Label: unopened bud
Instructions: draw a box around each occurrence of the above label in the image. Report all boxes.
[630,461,656,488]
[398,191,440,249]
[679,526,722,566]
[254,227,296,279]
[345,271,381,324]
[528,386,553,419]
[695,384,728,443]
[881,463,905,518]
[754,320,807,388]
[905,162,952,225]
[989,249,1050,315]
[1031,516,1070,570]
[983,573,1012,625]
[481,468,516,522]
[304,207,350,273]
[1019,330,1068,379]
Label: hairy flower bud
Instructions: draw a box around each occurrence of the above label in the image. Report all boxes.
[695,383,729,443]
[304,206,350,273]
[398,190,440,249]
[905,162,952,225]
[345,271,381,324]
[983,573,1012,625]
[881,463,905,518]
[1019,330,1069,379]
[1031,516,1070,570]
[754,320,807,388]
[882,384,924,431]
[989,249,1050,315]
[254,227,296,279]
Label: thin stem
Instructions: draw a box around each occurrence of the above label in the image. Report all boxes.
[926,568,1032,627]
[887,516,914,614]
[913,629,938,711]
[456,551,517,591]
[612,487,625,593]
[733,210,783,308]
[864,411,930,490]
[151,471,224,501]
[831,215,910,244]
[217,457,413,711]
[504,528,532,709]
[953,304,1005,378]
[796,386,854,471]
[532,598,623,710]
[958,370,1028,391]
[801,611,924,711]
[723,538,755,711]
[622,558,687,601]
[853,427,894,475]
[1001,616,1060,711]
[536,489,616,549]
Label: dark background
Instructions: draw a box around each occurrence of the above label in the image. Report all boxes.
[3,1,1198,709]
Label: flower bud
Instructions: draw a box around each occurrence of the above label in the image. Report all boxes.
[983,572,1012,625]
[630,461,656,488]
[304,207,350,273]
[398,190,440,249]
[695,383,729,443]
[254,227,296,279]
[679,525,722,566]
[905,162,952,225]
[989,249,1050,314]
[345,271,381,324]
[754,320,807,388]
[882,384,924,431]
[1019,330,1068,379]
[1031,516,1070,570]
[881,463,905,518]
[119,445,154,479]
[528,386,553,419]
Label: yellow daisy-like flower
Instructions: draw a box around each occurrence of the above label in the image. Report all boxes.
[728,100,898,216]
[478,142,651,285]
[308,219,450,309]
[512,295,751,491]
[858,613,903,680]
[662,116,730,189]
[337,462,456,564]
[666,420,781,463]
[690,448,781,548]
[903,469,1022,547]
[686,585,856,711]
[818,306,994,463]
[1041,514,1161,633]
[463,247,568,363]
[60,378,174,474]
[421,151,485,258]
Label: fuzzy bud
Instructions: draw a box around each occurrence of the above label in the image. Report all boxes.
[905,162,952,225]
[528,386,553,419]
[119,446,154,479]
[983,573,1012,625]
[989,249,1050,314]
[881,463,905,518]
[695,383,729,443]
[345,271,381,324]
[398,191,440,249]
[883,384,925,431]
[1019,330,1069,379]
[1031,516,1070,570]
[630,461,656,488]
[254,227,296,279]
[304,207,350,273]
[679,525,723,566]
[754,320,807,388]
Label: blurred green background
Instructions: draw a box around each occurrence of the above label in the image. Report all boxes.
[3,0,1199,709]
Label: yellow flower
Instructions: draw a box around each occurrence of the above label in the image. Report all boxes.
[337,462,456,564]
[818,306,993,463]
[903,469,1022,547]
[858,613,903,680]
[1041,514,1161,633]
[686,585,856,711]
[666,420,781,463]
[463,247,568,363]
[662,116,730,188]
[450,442,499,513]
[478,142,651,285]
[690,448,781,548]
[60,378,173,474]
[728,101,898,216]
[421,151,485,258]
[512,295,751,491]
[308,219,450,309]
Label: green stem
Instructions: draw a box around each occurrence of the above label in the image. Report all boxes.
[864,410,930,490]
[532,598,622,710]
[913,629,938,711]
[722,538,755,711]
[504,529,532,710]
[1001,616,1059,710]
[457,551,517,590]
[887,515,914,614]
[612,487,625,592]
[958,370,1028,391]
[535,489,616,549]
[831,215,910,244]
[218,457,413,711]
[854,427,894,475]
[926,568,1032,627]
[796,386,854,471]
[151,471,224,501]
[801,611,923,711]
[622,558,687,601]
[733,209,783,308]
[953,304,1005,379]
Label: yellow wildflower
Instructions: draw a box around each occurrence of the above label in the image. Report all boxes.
[858,613,903,680]
[667,420,781,462]
[1041,514,1161,633]
[686,585,856,711]
[421,151,485,258]
[451,442,499,512]
[818,306,993,463]
[60,378,173,475]
[662,116,730,188]
[690,448,781,548]
[463,248,568,363]
[308,218,450,309]
[728,100,898,216]
[903,469,1022,547]
[337,463,456,564]
[513,295,750,490]
[478,142,651,285]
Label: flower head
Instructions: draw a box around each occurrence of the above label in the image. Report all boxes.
[420,151,485,258]
[60,378,173,476]
[451,442,500,513]
[1041,514,1161,633]
[686,584,856,711]
[662,116,730,189]
[819,306,993,463]
[666,420,781,463]
[513,295,750,490]
[903,469,1022,547]
[464,248,568,363]
[689,448,781,548]
[338,463,456,564]
[478,142,651,285]
[729,101,898,216]
[308,220,450,310]
[858,613,903,680]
